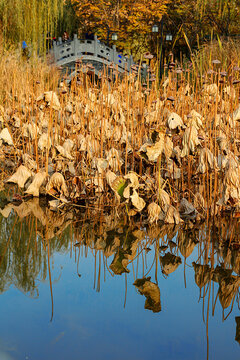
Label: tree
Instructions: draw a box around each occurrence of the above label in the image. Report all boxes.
[166,0,240,47]
[0,0,79,53]
[71,0,169,53]
[202,0,240,37]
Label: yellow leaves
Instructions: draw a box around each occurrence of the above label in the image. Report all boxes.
[71,0,168,44]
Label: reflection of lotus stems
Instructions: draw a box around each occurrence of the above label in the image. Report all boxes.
[46,222,54,322]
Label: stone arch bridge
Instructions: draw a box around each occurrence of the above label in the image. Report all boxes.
[52,34,148,81]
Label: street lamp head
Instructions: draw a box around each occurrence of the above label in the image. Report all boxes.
[152,24,159,33]
[111,33,118,41]
[166,34,173,41]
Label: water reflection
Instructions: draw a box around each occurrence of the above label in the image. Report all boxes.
[0,194,240,358]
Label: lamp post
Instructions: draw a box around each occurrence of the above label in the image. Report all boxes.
[111,33,118,41]
[152,24,159,34]
[166,34,173,42]
[152,19,172,79]
[152,20,163,79]
[107,26,118,46]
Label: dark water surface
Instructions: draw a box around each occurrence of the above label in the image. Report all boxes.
[0,197,239,360]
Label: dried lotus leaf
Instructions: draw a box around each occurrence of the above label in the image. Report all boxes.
[22,154,37,171]
[203,83,218,96]
[0,127,13,145]
[188,110,203,129]
[105,170,117,187]
[217,136,228,154]
[106,148,123,172]
[44,91,61,110]
[92,158,108,173]
[56,145,74,160]
[159,189,170,212]
[196,148,218,174]
[220,162,240,205]
[218,154,228,170]
[123,172,140,199]
[63,139,74,153]
[233,105,240,121]
[111,176,127,198]
[38,133,51,151]
[181,125,201,157]
[224,85,236,100]
[25,171,47,197]
[106,170,127,201]
[178,231,198,258]
[192,262,211,288]
[164,136,173,159]
[167,112,184,130]
[65,103,72,113]
[49,199,60,210]
[22,123,39,140]
[46,172,69,197]
[0,204,13,218]
[11,202,32,218]
[110,251,130,275]
[124,172,139,189]
[235,317,240,344]
[123,185,130,199]
[165,159,181,179]
[133,277,161,313]
[179,198,196,216]
[146,136,164,162]
[7,165,32,188]
[160,253,182,275]
[194,192,205,211]
[130,190,146,212]
[93,174,104,192]
[218,275,240,309]
[164,205,182,224]
[147,202,161,224]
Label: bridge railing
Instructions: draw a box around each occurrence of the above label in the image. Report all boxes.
[53,34,147,77]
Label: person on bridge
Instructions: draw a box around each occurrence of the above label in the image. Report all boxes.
[62,31,70,42]
[22,41,29,59]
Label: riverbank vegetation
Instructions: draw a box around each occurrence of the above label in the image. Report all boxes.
[0,37,240,226]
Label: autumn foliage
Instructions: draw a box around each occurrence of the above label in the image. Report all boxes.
[70,0,240,54]
[70,0,169,50]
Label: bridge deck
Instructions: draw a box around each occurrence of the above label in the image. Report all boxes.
[52,34,147,78]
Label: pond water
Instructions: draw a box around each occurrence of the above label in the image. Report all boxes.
[0,197,239,360]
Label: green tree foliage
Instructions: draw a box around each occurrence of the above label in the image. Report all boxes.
[0,0,78,53]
